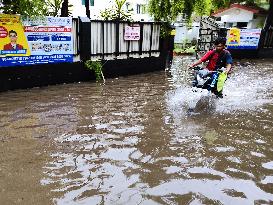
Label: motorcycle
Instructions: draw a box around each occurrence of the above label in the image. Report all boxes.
[191,66,227,98]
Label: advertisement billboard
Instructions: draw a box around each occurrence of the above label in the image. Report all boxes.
[0,15,73,67]
[227,28,262,50]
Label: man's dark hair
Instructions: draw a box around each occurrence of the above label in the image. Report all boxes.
[214,37,226,45]
[9,30,17,36]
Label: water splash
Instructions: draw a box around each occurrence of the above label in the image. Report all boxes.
[166,57,273,116]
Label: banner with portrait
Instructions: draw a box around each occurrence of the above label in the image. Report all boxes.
[0,14,30,57]
[0,15,73,67]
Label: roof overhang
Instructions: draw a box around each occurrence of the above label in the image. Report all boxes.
[212,4,259,17]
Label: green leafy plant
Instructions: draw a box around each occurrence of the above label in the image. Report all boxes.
[0,0,48,16]
[147,0,271,23]
[100,0,133,21]
[174,42,196,55]
[85,60,105,83]
[0,0,73,16]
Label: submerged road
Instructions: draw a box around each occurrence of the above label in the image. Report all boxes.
[0,57,273,204]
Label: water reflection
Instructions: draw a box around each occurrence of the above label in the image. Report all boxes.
[0,58,273,204]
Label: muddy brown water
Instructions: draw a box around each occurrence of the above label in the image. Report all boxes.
[0,57,273,205]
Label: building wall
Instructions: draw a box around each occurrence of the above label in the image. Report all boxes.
[126,0,151,21]
[248,16,266,29]
[217,8,254,23]
[215,8,256,28]
[174,22,199,44]
[215,8,266,29]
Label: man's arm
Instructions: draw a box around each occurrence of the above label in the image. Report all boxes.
[225,52,233,73]
[189,50,214,68]
[190,59,202,68]
[225,63,232,73]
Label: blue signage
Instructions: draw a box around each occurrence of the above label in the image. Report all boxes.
[0,54,73,67]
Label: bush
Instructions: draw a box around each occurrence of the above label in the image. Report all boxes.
[84,60,105,82]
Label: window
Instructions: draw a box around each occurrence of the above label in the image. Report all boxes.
[126,2,129,12]
[225,22,233,28]
[81,0,94,6]
[136,4,146,14]
[237,22,248,28]
[136,4,141,14]
[141,5,146,14]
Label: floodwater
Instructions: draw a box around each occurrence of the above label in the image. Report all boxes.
[0,57,273,205]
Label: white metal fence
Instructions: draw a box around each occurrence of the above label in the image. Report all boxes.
[72,18,79,55]
[72,19,162,60]
[89,21,161,60]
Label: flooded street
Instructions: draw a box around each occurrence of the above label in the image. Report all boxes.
[0,57,273,205]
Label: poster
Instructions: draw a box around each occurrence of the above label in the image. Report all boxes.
[227,28,261,50]
[227,28,240,46]
[0,14,30,57]
[124,26,140,41]
[0,15,73,67]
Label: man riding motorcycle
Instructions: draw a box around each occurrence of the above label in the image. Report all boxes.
[189,37,233,98]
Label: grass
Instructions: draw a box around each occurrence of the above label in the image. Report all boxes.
[173,46,196,55]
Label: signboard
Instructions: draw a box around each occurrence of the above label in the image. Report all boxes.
[124,26,140,41]
[0,15,30,57]
[227,28,261,50]
[227,28,240,46]
[0,15,73,67]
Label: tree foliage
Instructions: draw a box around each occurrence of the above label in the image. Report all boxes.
[47,0,63,16]
[0,0,48,16]
[0,0,72,17]
[148,0,208,22]
[100,0,133,21]
[147,0,271,22]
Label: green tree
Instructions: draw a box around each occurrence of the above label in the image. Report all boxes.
[0,0,48,16]
[0,0,73,17]
[148,0,208,22]
[47,0,73,17]
[100,0,132,21]
[115,0,128,20]
[148,0,271,22]
[47,0,63,16]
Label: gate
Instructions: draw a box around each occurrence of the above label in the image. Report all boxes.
[259,27,273,48]
[196,16,227,58]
